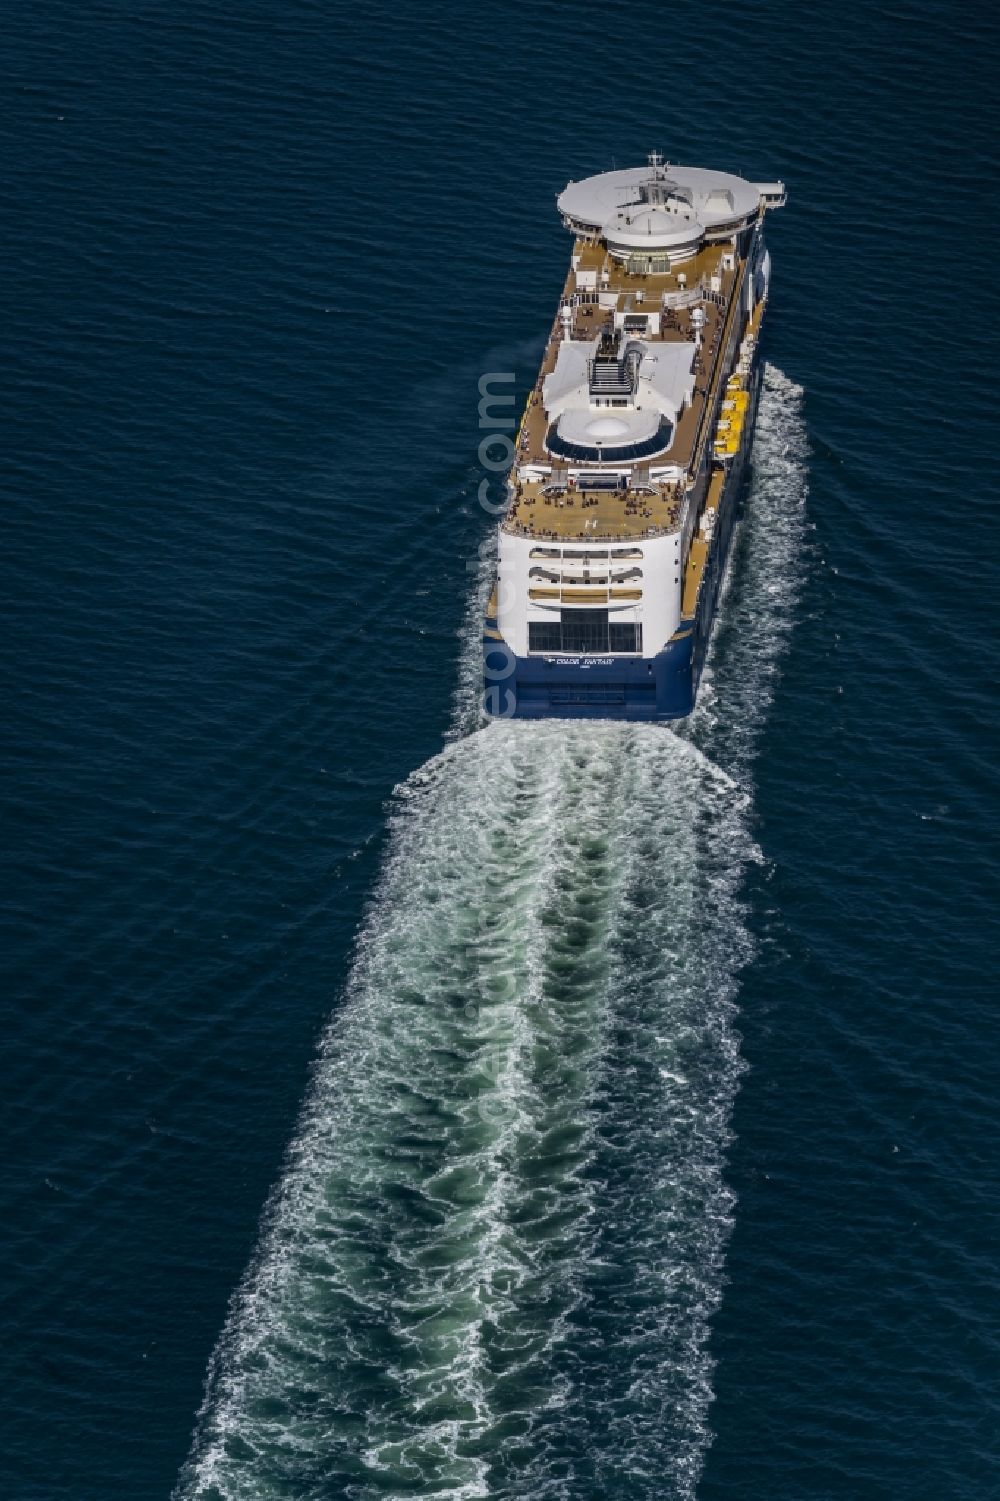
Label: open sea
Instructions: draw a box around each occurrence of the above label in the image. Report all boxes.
[4,2,999,1497]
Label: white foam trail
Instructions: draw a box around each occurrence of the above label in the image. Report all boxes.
[684,364,810,773]
[175,365,808,1501]
[448,526,494,742]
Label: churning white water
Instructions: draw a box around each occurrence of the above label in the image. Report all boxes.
[176,367,808,1501]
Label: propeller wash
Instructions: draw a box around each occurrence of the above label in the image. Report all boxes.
[176,175,806,1501]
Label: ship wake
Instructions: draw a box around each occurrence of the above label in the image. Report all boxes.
[176,366,808,1501]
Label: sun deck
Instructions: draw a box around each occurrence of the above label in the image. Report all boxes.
[571,237,731,303]
[505,478,684,542]
[503,237,745,543]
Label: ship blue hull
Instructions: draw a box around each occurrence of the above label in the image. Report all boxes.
[484,364,761,722]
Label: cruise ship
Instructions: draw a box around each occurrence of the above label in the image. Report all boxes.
[483,154,785,720]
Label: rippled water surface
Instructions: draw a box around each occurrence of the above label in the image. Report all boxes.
[4,3,999,1499]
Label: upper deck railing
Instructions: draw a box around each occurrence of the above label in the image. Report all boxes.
[687,251,749,487]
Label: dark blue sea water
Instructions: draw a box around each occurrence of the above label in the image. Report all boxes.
[4,2,999,1497]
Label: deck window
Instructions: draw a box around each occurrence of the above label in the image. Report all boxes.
[528,610,643,656]
[609,622,642,652]
[561,609,610,654]
[528,620,562,653]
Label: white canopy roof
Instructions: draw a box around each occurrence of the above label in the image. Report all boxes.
[543,337,696,429]
[557,407,662,447]
[557,162,763,234]
[543,337,597,413]
[634,341,697,420]
[603,207,704,252]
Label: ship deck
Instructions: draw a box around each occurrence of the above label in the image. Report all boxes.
[505,480,684,542]
[503,238,743,543]
[572,238,729,302]
[681,468,726,617]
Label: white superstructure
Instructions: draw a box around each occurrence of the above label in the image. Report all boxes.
[485,155,784,720]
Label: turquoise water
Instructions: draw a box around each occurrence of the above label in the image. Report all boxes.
[4,3,999,1498]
